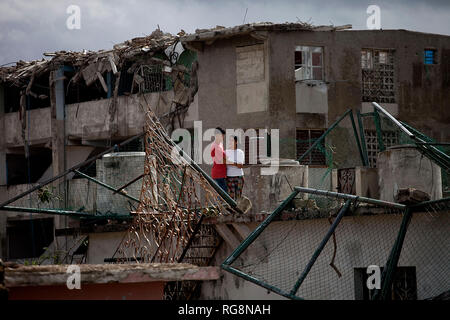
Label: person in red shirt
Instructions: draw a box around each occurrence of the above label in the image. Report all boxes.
[211,127,228,192]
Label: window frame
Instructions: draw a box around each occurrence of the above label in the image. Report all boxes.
[296,128,327,166]
[295,46,324,82]
[361,48,396,103]
[424,48,438,65]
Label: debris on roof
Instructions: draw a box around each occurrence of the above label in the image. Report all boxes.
[181,21,352,43]
[0,28,180,87]
[0,22,352,86]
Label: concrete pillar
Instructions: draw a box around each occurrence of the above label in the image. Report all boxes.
[49,68,66,230]
[50,68,66,177]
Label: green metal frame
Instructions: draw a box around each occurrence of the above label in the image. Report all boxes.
[357,110,370,167]
[221,187,408,300]
[296,109,366,167]
[373,208,413,300]
[290,199,351,296]
[0,205,131,220]
[221,189,302,300]
[371,102,450,172]
[0,133,145,209]
[221,186,410,300]
[372,109,385,152]
[74,170,140,203]
[349,112,368,167]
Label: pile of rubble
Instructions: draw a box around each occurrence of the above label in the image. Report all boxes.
[0,28,181,89]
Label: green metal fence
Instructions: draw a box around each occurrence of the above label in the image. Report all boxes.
[222,187,450,300]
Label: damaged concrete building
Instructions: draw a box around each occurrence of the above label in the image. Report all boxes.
[0,28,199,259]
[0,22,449,300]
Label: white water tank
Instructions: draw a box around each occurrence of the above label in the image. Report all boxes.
[96,152,145,215]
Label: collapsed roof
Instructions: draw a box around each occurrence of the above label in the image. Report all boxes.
[0,22,352,86]
[0,28,183,87]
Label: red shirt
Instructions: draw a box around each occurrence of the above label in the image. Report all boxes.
[211,142,227,179]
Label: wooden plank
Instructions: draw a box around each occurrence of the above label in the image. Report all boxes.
[97,71,108,93]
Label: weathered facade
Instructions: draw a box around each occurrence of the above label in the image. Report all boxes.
[182,25,450,160]
[0,23,448,301]
[0,29,199,262]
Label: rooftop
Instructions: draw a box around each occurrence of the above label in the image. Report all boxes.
[180,21,352,43]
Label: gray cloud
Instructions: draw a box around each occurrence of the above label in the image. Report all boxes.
[1,0,449,65]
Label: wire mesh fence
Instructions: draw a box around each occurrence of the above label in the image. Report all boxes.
[359,104,449,197]
[115,101,236,264]
[288,109,366,196]
[0,139,145,221]
[222,188,450,300]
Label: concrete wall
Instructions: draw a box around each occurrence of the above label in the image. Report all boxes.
[201,210,450,300]
[195,30,450,162]
[1,90,175,149]
[378,146,442,202]
[4,107,51,147]
[66,91,174,141]
[87,231,127,264]
[295,82,328,115]
[331,166,379,198]
[242,164,307,214]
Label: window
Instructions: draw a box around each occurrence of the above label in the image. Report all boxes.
[295,46,323,81]
[296,129,326,165]
[364,130,398,167]
[236,44,268,113]
[133,64,169,93]
[6,149,52,185]
[7,218,54,259]
[354,267,417,300]
[117,137,144,152]
[424,49,437,65]
[361,49,395,103]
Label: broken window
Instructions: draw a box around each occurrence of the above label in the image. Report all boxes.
[66,70,108,104]
[6,148,52,185]
[424,49,437,65]
[7,217,54,259]
[3,72,51,113]
[295,46,323,81]
[132,64,169,93]
[3,84,21,113]
[296,129,326,165]
[116,137,145,152]
[361,49,395,103]
[364,130,398,167]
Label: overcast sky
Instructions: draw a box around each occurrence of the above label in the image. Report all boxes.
[1,0,449,65]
